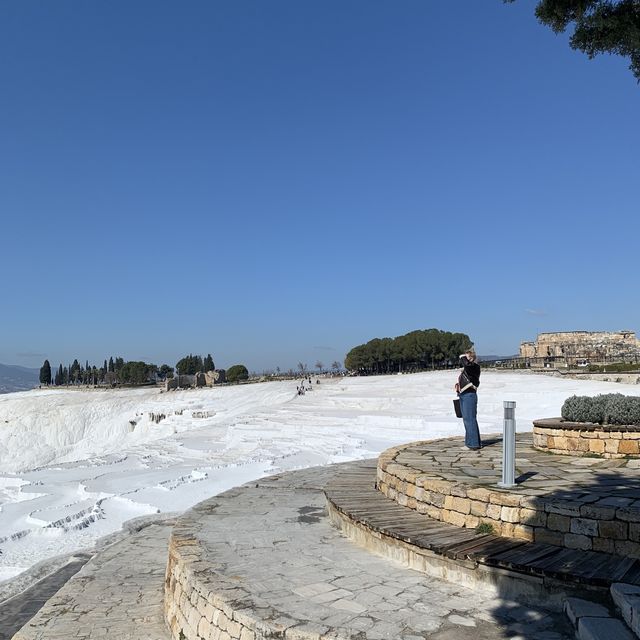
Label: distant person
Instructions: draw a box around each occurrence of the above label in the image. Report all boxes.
[455,349,481,450]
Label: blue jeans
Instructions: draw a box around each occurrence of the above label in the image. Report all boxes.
[459,392,481,449]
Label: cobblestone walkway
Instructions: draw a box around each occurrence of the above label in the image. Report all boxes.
[5,461,575,640]
[10,522,173,640]
[168,464,572,639]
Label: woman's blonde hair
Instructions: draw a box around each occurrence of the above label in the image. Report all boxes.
[465,348,477,361]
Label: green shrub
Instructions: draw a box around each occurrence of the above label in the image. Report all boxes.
[561,393,640,425]
[561,395,604,423]
[227,364,249,383]
[475,522,495,535]
[603,395,640,426]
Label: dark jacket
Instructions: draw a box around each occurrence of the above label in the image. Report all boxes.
[458,357,480,394]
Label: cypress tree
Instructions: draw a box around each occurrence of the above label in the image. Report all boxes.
[70,359,81,384]
[39,360,52,385]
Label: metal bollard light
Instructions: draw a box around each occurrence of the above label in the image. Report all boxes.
[498,401,517,488]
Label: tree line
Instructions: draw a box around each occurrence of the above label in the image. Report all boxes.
[344,328,473,375]
[39,352,217,387]
[175,354,215,375]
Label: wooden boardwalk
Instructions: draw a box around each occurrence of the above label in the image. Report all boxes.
[324,460,640,589]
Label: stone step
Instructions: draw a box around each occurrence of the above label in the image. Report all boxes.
[165,461,573,639]
[10,519,174,640]
[325,461,640,598]
[611,583,640,637]
[564,597,636,640]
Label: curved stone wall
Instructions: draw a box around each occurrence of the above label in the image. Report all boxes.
[377,442,536,541]
[532,418,640,458]
[376,437,640,556]
[164,515,259,640]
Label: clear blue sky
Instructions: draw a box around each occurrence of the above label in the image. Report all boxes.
[1,1,638,372]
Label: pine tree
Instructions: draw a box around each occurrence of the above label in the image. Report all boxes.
[204,354,215,371]
[108,357,114,372]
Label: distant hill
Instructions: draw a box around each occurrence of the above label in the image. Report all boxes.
[0,363,39,394]
[478,355,518,363]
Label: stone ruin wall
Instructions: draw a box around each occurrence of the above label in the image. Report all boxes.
[165,369,226,391]
[520,331,640,363]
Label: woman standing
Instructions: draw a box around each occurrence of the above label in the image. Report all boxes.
[455,349,481,450]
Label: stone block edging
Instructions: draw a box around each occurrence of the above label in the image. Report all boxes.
[377,439,640,557]
[164,520,317,640]
[533,418,640,458]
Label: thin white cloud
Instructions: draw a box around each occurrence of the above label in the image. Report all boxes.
[525,309,548,317]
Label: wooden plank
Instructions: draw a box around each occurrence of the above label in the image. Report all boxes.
[466,537,528,561]
[436,533,486,554]
[414,528,480,553]
[617,560,640,585]
[554,550,625,581]
[343,506,406,515]
[604,556,639,583]
[529,549,636,586]
[486,543,562,569]
[387,522,446,537]
[353,512,421,524]
[395,525,463,544]
[368,524,433,539]
[526,547,587,576]
[393,520,458,535]
[442,535,495,560]
[389,517,452,533]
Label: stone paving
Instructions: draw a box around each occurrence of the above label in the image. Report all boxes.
[10,521,173,640]
[378,434,640,554]
[165,463,572,640]
[389,433,640,491]
[3,461,577,640]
